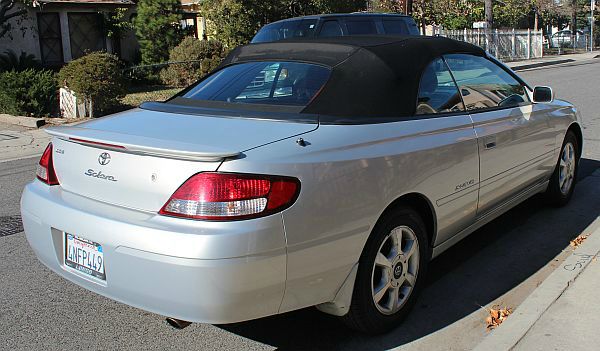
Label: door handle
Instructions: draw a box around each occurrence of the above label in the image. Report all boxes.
[484,137,497,149]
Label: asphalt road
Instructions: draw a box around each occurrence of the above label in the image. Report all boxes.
[1,59,600,351]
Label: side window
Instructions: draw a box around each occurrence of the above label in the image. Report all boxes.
[416,58,465,115]
[405,18,420,35]
[296,19,317,38]
[345,20,377,35]
[444,54,530,112]
[382,20,409,35]
[318,20,343,37]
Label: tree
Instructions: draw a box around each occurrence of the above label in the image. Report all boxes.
[406,0,479,32]
[103,8,134,59]
[134,0,183,64]
[411,0,437,33]
[309,0,366,13]
[200,0,258,48]
[0,0,32,39]
[492,1,529,27]
[371,0,405,12]
[103,8,134,40]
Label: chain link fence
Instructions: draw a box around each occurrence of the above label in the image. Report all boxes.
[434,28,544,62]
[545,32,596,56]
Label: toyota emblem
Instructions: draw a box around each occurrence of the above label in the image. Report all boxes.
[98,152,111,165]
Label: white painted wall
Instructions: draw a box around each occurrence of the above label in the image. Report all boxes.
[0,4,139,64]
[0,3,41,59]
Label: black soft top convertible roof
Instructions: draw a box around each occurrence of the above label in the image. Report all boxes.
[220,36,486,121]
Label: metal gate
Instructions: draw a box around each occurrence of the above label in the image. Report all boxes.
[68,13,106,59]
[37,12,64,65]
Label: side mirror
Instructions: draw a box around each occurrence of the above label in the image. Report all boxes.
[533,86,553,103]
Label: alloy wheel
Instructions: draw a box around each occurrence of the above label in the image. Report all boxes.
[559,142,576,195]
[371,225,420,315]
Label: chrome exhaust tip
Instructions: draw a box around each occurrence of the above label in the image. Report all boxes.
[166,317,192,329]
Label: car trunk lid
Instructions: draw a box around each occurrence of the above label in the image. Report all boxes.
[48,108,317,212]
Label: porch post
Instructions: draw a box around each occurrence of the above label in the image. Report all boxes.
[59,11,72,62]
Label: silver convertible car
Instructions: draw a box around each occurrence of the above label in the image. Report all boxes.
[21,36,582,334]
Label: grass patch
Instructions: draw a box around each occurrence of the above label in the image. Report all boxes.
[120,85,182,109]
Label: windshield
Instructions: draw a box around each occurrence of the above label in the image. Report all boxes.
[179,61,331,107]
[252,19,318,43]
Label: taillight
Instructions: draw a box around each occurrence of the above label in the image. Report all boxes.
[36,143,59,185]
[159,172,300,220]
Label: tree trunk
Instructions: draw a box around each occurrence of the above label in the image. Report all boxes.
[406,0,413,15]
[485,0,493,53]
[484,0,493,29]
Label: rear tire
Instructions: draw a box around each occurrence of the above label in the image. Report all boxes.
[342,206,429,334]
[545,131,579,206]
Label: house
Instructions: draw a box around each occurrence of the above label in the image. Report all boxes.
[0,0,139,65]
[0,0,205,66]
[180,0,207,40]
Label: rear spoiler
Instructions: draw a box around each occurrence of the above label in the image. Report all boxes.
[45,126,241,162]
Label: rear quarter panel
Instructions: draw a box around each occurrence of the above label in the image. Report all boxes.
[218,115,479,312]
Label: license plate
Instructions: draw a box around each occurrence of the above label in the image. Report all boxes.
[65,234,105,280]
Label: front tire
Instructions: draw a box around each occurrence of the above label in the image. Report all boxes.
[545,131,579,206]
[342,207,429,334]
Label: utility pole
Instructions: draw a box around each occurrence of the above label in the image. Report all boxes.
[592,0,596,51]
[533,5,539,31]
[572,0,578,49]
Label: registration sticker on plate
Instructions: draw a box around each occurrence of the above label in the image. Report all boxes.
[64,234,105,280]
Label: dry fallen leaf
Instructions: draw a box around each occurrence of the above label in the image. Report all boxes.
[486,306,512,330]
[570,234,589,248]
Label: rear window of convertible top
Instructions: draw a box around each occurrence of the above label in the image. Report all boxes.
[176,61,331,109]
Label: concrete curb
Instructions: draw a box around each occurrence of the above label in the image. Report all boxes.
[0,114,45,128]
[473,213,600,351]
[511,59,575,71]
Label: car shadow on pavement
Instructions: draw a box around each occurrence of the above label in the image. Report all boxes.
[218,158,600,351]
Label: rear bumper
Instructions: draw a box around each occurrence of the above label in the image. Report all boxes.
[20,180,287,324]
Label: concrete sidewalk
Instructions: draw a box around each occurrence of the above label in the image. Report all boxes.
[506,51,599,71]
[475,168,600,351]
[0,122,51,163]
[515,257,600,351]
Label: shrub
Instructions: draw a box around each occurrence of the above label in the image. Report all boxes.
[0,50,41,72]
[0,69,57,116]
[58,52,127,115]
[160,37,226,87]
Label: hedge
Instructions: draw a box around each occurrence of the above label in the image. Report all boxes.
[0,69,57,116]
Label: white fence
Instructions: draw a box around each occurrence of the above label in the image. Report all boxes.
[433,28,544,62]
[59,87,93,118]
